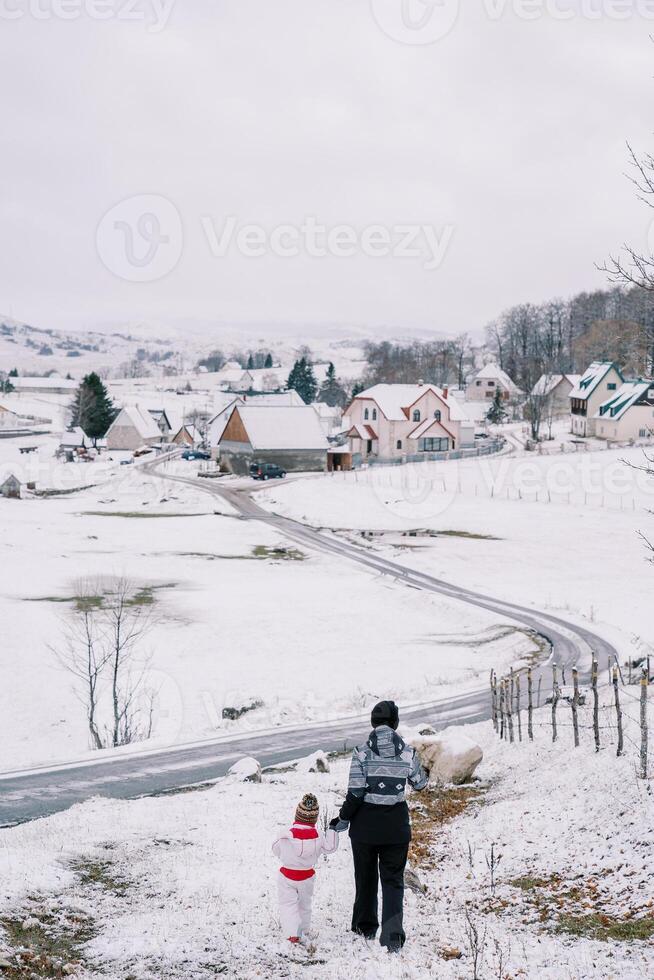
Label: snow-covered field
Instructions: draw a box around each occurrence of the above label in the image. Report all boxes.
[259,445,654,650]
[1,692,651,979]
[0,462,535,770]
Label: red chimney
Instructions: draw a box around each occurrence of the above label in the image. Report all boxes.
[442,386,449,399]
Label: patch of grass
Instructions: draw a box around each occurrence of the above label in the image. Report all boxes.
[510,875,553,892]
[0,905,95,978]
[252,545,305,561]
[69,858,129,897]
[436,529,501,540]
[409,785,486,869]
[80,511,206,519]
[505,873,654,942]
[555,913,654,942]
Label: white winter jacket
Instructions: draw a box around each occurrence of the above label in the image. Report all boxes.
[272,822,339,879]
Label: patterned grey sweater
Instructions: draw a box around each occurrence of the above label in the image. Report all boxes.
[342,725,428,810]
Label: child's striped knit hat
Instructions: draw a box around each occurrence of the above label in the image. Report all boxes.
[295,793,319,825]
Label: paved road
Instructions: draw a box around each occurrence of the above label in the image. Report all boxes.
[0,463,617,828]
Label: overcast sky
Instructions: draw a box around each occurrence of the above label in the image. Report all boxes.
[1,1,653,340]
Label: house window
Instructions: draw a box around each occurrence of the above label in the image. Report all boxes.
[434,410,441,421]
[488,380,495,387]
[476,380,482,387]
[372,409,377,420]
[412,410,421,422]
[364,408,369,420]
[640,429,648,438]
[396,440,402,450]
[419,437,449,452]
[607,383,617,391]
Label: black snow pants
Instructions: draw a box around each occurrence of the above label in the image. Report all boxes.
[350,840,409,949]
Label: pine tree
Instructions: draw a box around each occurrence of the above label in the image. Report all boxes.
[318,362,347,407]
[486,388,507,424]
[351,380,365,398]
[247,353,254,370]
[287,358,318,404]
[264,353,273,368]
[9,368,18,377]
[70,373,117,444]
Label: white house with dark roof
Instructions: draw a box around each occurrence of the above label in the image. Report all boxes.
[593,380,654,441]
[217,404,329,473]
[466,363,522,402]
[105,405,163,451]
[569,362,624,437]
[343,382,475,462]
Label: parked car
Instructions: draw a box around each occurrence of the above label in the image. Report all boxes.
[250,461,287,480]
[181,449,211,461]
[120,458,133,466]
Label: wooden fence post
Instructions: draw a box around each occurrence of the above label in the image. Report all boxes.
[499,679,505,740]
[551,663,559,743]
[571,666,580,748]
[613,666,624,757]
[516,673,522,742]
[592,657,600,753]
[640,666,648,779]
[506,678,514,744]
[527,668,534,742]
[490,670,498,733]
[537,676,542,709]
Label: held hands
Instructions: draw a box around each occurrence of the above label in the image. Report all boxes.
[329,818,349,833]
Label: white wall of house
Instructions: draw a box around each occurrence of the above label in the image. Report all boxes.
[595,404,654,441]
[347,386,473,461]
[570,365,623,437]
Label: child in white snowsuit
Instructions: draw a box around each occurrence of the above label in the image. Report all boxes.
[272,793,339,943]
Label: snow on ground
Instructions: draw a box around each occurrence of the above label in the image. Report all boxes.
[1,691,651,979]
[259,444,654,651]
[0,462,535,770]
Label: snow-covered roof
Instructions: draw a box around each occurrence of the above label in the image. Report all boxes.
[12,376,77,391]
[59,426,89,447]
[594,381,654,421]
[243,391,304,407]
[472,363,521,392]
[217,368,253,383]
[531,374,581,397]
[225,406,329,451]
[312,402,342,420]
[111,405,161,439]
[569,362,621,401]
[352,384,470,422]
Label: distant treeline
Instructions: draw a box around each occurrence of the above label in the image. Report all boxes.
[487,286,654,390]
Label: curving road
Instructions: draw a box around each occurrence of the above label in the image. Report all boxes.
[0,462,617,828]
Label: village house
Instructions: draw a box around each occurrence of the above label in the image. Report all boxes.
[465,363,522,402]
[105,405,163,451]
[0,403,25,431]
[343,382,475,464]
[531,373,581,419]
[206,391,304,448]
[0,474,22,498]
[569,362,624,437]
[147,409,173,439]
[216,366,255,392]
[172,423,201,447]
[11,376,77,396]
[593,380,654,442]
[217,405,329,473]
[58,427,91,458]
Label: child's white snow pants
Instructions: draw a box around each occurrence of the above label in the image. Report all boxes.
[277,872,315,938]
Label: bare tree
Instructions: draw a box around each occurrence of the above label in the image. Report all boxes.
[50,579,109,750]
[600,143,654,293]
[51,577,157,750]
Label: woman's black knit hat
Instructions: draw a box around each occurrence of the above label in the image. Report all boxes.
[371,700,399,731]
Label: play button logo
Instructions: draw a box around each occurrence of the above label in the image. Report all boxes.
[370,0,460,45]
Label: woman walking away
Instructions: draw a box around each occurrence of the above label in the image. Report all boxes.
[272,793,339,944]
[331,700,428,953]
